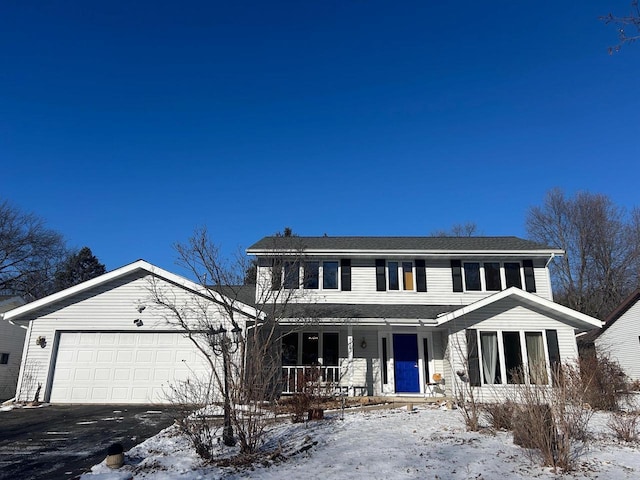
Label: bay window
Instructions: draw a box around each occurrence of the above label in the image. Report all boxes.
[467,329,559,386]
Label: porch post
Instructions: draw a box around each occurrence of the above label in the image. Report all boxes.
[347,325,354,396]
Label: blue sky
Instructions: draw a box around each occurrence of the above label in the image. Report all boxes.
[2,1,639,274]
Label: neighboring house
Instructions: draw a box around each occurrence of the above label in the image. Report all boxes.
[593,289,640,383]
[247,236,602,401]
[0,295,27,400]
[2,260,256,404]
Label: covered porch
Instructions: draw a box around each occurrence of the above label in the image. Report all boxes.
[277,321,449,397]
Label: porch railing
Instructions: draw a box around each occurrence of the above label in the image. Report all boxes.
[281,365,342,394]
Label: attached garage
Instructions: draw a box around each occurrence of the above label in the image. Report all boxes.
[3,260,256,404]
[50,332,210,403]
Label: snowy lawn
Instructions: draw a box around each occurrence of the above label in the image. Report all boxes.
[82,404,640,479]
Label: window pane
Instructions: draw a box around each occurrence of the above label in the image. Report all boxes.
[480,332,502,384]
[282,333,298,365]
[464,263,481,291]
[283,262,299,289]
[304,262,319,289]
[302,332,319,365]
[402,262,414,290]
[503,331,523,384]
[484,262,501,291]
[388,262,399,290]
[526,332,548,385]
[423,338,430,382]
[504,262,522,289]
[323,261,338,289]
[322,333,339,366]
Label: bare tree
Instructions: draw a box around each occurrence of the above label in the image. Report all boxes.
[148,227,314,457]
[0,200,67,299]
[602,0,640,53]
[526,188,640,318]
[431,222,480,237]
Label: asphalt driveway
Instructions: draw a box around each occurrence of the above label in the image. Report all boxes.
[0,404,176,480]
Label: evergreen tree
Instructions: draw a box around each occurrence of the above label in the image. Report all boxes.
[54,247,106,291]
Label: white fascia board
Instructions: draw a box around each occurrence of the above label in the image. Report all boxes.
[3,260,259,323]
[277,318,439,327]
[436,287,603,329]
[248,249,565,258]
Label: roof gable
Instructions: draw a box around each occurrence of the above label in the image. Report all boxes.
[2,260,258,322]
[593,288,640,339]
[436,287,603,330]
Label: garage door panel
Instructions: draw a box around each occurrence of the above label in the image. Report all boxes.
[50,332,211,404]
[116,351,133,363]
[96,350,114,362]
[94,368,111,381]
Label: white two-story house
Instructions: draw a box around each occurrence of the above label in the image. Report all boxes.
[247,236,602,400]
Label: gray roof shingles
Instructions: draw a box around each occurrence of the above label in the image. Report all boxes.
[247,236,559,252]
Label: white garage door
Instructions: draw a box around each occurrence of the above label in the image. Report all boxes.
[49,331,212,403]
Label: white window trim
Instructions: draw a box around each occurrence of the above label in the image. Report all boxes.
[475,329,551,386]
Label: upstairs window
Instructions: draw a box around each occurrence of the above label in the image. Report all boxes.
[388,261,399,290]
[304,262,319,289]
[323,261,339,289]
[464,263,481,291]
[484,262,501,291]
[402,262,414,290]
[504,262,522,289]
[283,262,300,289]
[0,353,8,365]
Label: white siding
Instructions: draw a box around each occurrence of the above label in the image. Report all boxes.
[445,298,579,402]
[0,319,26,399]
[15,271,247,403]
[255,257,553,307]
[596,300,640,382]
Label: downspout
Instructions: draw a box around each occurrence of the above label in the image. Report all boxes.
[545,253,557,301]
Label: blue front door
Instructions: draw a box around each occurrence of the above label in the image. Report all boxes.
[393,334,420,393]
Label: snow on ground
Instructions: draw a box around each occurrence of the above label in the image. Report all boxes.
[82,404,640,480]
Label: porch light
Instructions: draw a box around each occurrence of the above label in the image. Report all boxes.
[36,336,46,348]
[231,325,243,343]
[361,338,367,349]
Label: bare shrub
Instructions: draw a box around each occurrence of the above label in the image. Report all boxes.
[165,378,221,461]
[484,400,515,431]
[455,372,482,431]
[512,363,593,472]
[608,411,640,442]
[579,351,628,411]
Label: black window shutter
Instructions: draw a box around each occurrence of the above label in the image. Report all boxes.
[341,259,351,291]
[375,259,386,291]
[546,330,561,386]
[523,259,536,292]
[451,260,463,292]
[415,259,427,292]
[271,258,282,290]
[466,329,481,386]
